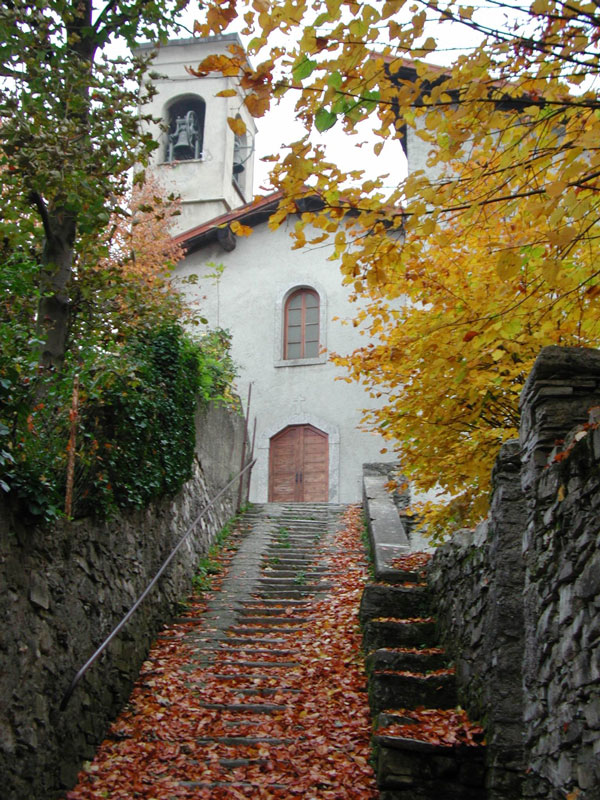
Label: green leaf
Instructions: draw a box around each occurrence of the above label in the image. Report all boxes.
[327,71,343,89]
[293,58,317,82]
[315,108,337,132]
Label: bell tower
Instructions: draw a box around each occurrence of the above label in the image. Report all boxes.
[137,35,257,234]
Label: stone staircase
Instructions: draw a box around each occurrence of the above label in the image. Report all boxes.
[172,502,345,793]
[68,501,383,799]
[360,562,487,799]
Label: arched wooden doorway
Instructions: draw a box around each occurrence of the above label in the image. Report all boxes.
[269,424,329,502]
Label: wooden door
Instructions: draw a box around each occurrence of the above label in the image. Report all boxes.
[269,425,328,502]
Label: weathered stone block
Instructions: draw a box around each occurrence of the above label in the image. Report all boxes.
[360,583,430,623]
[362,619,437,653]
[29,575,50,610]
[365,648,447,674]
[576,559,600,600]
[369,671,457,714]
[376,736,486,799]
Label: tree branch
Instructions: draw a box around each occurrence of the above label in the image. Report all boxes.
[29,191,52,242]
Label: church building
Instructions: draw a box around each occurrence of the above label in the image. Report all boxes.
[137,34,397,504]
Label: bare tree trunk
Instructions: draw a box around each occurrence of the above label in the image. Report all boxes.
[34,0,92,372]
[35,203,77,371]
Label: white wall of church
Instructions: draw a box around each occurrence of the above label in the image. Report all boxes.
[406,125,439,179]
[176,220,396,504]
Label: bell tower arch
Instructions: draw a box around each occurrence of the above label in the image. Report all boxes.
[165,95,206,163]
[137,35,257,234]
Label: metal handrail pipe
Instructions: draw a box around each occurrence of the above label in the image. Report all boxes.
[60,457,256,711]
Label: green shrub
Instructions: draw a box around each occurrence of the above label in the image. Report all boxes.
[0,320,237,522]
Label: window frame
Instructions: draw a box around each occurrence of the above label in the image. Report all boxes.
[274,284,327,368]
[284,288,320,360]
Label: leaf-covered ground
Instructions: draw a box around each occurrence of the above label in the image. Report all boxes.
[66,505,379,799]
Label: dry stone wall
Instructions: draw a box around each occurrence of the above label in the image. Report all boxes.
[428,441,526,800]
[0,401,246,800]
[428,346,600,800]
[519,347,600,800]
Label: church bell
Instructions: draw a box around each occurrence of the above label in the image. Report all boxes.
[168,110,200,162]
[172,127,193,159]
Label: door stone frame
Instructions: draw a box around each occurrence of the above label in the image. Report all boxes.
[254,413,340,504]
[268,424,328,502]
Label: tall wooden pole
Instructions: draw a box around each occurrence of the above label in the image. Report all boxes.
[237,383,252,512]
[65,374,79,518]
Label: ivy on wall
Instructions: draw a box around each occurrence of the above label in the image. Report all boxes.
[0,313,237,522]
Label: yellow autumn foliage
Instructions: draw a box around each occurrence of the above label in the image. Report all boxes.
[196,0,600,535]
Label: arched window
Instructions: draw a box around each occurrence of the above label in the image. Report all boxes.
[165,96,206,162]
[284,289,320,360]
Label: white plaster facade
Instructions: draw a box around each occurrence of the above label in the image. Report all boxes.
[175,218,395,504]
[143,36,396,503]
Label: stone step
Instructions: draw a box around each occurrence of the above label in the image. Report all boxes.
[359,584,431,623]
[108,734,293,748]
[262,550,322,557]
[219,756,270,769]
[240,598,311,606]
[368,670,458,715]
[191,655,295,669]
[253,586,331,598]
[257,575,322,583]
[374,734,486,799]
[260,545,319,565]
[365,648,448,674]
[231,687,301,696]
[195,736,292,746]
[179,781,290,790]
[376,568,425,585]
[256,580,330,590]
[262,549,320,556]
[266,542,318,548]
[219,642,298,652]
[196,702,287,714]
[260,568,330,577]
[237,607,310,617]
[362,618,437,651]
[228,625,303,636]
[192,649,295,663]
[272,537,323,543]
[210,673,295,682]
[209,660,300,669]
[263,557,328,564]
[196,636,292,648]
[233,616,308,626]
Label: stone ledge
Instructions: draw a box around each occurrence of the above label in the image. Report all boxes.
[363,474,411,580]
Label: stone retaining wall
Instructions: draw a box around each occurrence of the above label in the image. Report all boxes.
[0,401,246,800]
[428,441,526,799]
[519,347,600,799]
[427,346,600,800]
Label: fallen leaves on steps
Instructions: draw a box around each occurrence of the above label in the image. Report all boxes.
[377,707,485,747]
[66,505,378,799]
